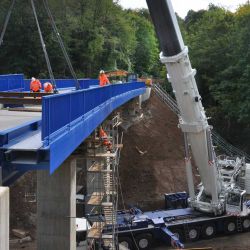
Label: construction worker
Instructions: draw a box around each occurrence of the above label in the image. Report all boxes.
[43,82,53,93]
[99,70,110,87]
[30,77,42,93]
[99,127,112,150]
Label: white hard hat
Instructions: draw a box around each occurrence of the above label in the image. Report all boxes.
[44,82,48,88]
[31,77,36,81]
[100,70,105,74]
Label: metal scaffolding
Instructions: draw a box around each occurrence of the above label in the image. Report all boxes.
[85,114,122,250]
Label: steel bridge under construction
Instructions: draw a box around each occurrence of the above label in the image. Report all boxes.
[0,73,146,250]
[0,74,145,186]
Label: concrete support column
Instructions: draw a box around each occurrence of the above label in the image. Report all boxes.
[138,95,142,109]
[37,158,76,250]
[0,187,9,250]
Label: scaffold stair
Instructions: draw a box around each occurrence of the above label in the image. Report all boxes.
[87,192,104,205]
[85,151,117,158]
[103,172,116,194]
[102,234,115,249]
[87,222,105,239]
[102,202,116,225]
[88,162,104,172]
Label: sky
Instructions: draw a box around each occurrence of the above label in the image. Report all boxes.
[118,0,248,18]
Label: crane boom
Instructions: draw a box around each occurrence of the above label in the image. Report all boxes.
[146,0,223,214]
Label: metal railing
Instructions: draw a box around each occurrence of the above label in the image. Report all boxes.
[23,78,99,91]
[42,81,145,141]
[0,74,24,92]
[153,83,250,161]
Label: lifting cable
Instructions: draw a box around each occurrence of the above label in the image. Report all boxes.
[42,0,80,90]
[30,0,57,91]
[0,0,16,47]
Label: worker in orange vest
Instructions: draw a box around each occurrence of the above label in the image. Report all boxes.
[30,77,42,92]
[99,70,110,87]
[99,127,112,150]
[43,82,53,93]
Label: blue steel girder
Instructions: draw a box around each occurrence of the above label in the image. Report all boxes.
[0,82,146,185]
[46,85,145,173]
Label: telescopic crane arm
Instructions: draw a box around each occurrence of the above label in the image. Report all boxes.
[146,0,223,214]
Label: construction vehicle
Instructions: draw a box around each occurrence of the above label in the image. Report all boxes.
[88,0,250,249]
[105,70,152,86]
[146,0,250,217]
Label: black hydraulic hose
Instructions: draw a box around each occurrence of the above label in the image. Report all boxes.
[0,0,16,47]
[30,0,57,90]
[43,0,80,90]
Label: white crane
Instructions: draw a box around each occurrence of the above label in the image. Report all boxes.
[146,0,250,215]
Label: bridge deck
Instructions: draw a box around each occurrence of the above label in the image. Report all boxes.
[0,110,41,132]
[0,79,146,185]
[5,130,42,150]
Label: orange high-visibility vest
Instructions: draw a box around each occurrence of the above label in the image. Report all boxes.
[44,82,53,93]
[100,128,108,139]
[99,74,110,86]
[30,80,42,92]
[99,128,111,147]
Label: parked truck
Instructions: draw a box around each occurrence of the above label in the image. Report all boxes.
[88,0,250,249]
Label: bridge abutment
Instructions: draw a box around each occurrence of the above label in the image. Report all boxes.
[37,157,76,250]
[0,187,9,250]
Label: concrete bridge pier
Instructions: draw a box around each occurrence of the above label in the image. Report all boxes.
[37,157,76,250]
[0,186,9,250]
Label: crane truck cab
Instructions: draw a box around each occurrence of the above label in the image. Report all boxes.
[226,189,246,215]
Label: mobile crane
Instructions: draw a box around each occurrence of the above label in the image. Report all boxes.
[146,0,250,216]
[88,0,250,249]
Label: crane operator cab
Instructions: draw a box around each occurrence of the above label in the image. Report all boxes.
[226,189,247,215]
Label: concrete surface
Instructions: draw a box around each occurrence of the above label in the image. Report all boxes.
[0,110,40,132]
[0,186,9,250]
[37,158,76,250]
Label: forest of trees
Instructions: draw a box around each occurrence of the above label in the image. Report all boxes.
[0,0,160,78]
[0,0,249,151]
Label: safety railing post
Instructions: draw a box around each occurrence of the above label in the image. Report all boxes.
[68,93,71,131]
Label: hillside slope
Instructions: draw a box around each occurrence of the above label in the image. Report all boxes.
[119,92,193,210]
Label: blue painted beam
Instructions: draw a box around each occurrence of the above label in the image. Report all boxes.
[0,119,41,147]
[0,81,146,185]
[161,227,184,249]
[49,87,145,173]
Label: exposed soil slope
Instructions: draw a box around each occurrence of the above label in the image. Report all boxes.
[119,92,192,210]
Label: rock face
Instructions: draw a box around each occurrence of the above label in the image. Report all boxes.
[119,92,197,211]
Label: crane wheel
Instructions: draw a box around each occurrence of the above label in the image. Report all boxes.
[118,236,134,249]
[242,218,250,231]
[201,223,216,239]
[186,226,200,241]
[224,220,237,234]
[135,233,153,249]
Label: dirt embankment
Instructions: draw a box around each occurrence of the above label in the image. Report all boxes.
[9,172,37,232]
[119,92,196,210]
